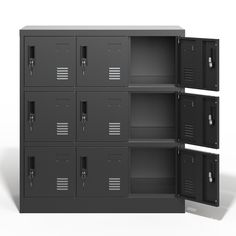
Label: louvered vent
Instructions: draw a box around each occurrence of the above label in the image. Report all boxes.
[109,67,120,80]
[56,122,69,136]
[183,68,193,82]
[109,177,120,191]
[184,179,194,197]
[109,122,120,136]
[184,124,194,139]
[56,67,69,80]
[56,177,69,191]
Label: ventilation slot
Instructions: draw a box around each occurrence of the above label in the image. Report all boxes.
[56,122,69,136]
[56,67,69,80]
[183,68,193,82]
[109,122,120,136]
[56,177,69,191]
[109,67,120,80]
[183,179,195,197]
[109,177,120,191]
[184,124,194,139]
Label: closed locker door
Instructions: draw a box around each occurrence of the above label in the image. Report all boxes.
[77,147,128,197]
[24,147,76,197]
[25,92,76,141]
[77,92,128,141]
[25,37,76,86]
[77,37,128,86]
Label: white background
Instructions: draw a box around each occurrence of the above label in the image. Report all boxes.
[0,0,235,235]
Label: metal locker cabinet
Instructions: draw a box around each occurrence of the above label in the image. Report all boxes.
[24,37,76,86]
[77,147,128,197]
[24,147,76,197]
[77,92,128,141]
[24,92,76,141]
[20,26,220,214]
[77,37,129,86]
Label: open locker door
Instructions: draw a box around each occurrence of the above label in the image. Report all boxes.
[179,93,219,148]
[179,37,219,91]
[177,149,219,206]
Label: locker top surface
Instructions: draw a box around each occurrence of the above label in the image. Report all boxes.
[20,25,185,37]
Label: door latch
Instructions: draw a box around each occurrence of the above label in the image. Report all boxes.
[208,48,215,69]
[208,114,213,126]
[28,46,35,76]
[80,156,88,190]
[208,106,216,126]
[28,156,35,187]
[80,46,87,76]
[28,101,35,132]
[208,172,213,183]
[80,101,87,132]
[208,57,213,68]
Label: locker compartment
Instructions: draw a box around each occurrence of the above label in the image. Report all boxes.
[77,92,128,141]
[25,37,76,86]
[24,147,76,197]
[77,37,128,86]
[130,148,175,194]
[130,93,176,140]
[130,37,176,85]
[77,147,128,197]
[25,92,76,141]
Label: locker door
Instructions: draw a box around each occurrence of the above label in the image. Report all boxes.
[177,149,219,206]
[179,37,219,91]
[25,92,76,141]
[179,93,219,148]
[77,37,128,86]
[24,147,76,197]
[25,37,76,86]
[77,147,128,197]
[77,92,128,141]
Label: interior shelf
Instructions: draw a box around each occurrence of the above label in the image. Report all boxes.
[128,193,176,199]
[128,83,180,92]
[128,139,177,148]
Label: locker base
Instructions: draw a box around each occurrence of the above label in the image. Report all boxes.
[20,196,185,213]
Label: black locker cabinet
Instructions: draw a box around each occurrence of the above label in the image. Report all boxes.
[20,26,220,213]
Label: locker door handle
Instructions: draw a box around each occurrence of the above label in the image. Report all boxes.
[28,156,36,187]
[208,48,215,69]
[80,156,88,190]
[80,46,87,76]
[28,101,36,132]
[208,106,216,126]
[28,46,35,76]
[80,101,87,132]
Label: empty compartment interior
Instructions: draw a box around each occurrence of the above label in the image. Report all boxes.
[131,93,176,139]
[130,37,176,84]
[130,148,175,194]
